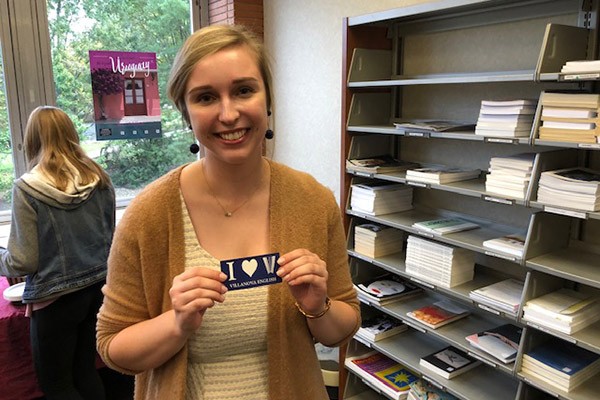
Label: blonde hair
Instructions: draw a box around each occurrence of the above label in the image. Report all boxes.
[167,25,273,125]
[24,106,111,190]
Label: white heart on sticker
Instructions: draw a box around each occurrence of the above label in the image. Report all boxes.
[241,259,258,277]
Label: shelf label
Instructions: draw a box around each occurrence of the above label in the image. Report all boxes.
[409,276,435,289]
[354,171,374,178]
[484,250,517,262]
[407,131,430,138]
[406,181,429,188]
[413,230,435,238]
[467,351,497,368]
[544,206,588,220]
[482,195,515,205]
[484,137,518,144]
[578,143,600,149]
[422,376,444,390]
[562,73,600,80]
[477,303,501,315]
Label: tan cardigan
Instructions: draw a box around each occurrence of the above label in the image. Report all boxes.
[96,160,360,400]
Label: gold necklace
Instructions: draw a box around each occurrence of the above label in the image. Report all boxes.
[201,161,263,217]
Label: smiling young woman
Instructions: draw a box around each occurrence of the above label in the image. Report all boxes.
[96,25,360,400]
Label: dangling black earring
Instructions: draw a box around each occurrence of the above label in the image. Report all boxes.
[265,110,274,139]
[188,123,200,154]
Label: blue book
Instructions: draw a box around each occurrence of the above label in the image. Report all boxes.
[526,339,600,378]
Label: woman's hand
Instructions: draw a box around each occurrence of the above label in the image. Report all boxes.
[276,249,328,315]
[169,267,228,335]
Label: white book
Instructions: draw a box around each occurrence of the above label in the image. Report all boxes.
[479,105,536,115]
[542,120,596,130]
[481,99,537,107]
[482,234,526,257]
[469,278,524,314]
[412,217,479,235]
[542,107,598,119]
[561,60,600,73]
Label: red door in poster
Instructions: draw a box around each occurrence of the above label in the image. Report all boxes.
[124,78,147,116]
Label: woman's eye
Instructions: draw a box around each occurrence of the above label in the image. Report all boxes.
[238,86,255,97]
[194,93,215,104]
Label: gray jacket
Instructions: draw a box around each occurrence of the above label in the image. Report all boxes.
[0,167,115,303]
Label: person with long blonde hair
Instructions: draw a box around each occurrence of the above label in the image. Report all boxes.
[0,106,115,399]
[96,25,360,400]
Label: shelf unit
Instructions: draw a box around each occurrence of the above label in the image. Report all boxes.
[340,1,600,399]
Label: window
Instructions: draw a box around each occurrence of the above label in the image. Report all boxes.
[0,0,203,218]
[0,43,14,212]
[47,0,197,203]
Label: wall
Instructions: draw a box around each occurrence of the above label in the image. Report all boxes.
[263,0,433,203]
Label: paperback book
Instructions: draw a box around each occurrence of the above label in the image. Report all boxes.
[412,217,479,235]
[407,379,459,400]
[406,166,481,185]
[465,323,522,364]
[393,119,476,133]
[475,99,536,138]
[521,338,600,392]
[355,274,423,306]
[485,153,535,199]
[537,167,600,211]
[346,155,420,175]
[469,278,524,316]
[350,181,414,215]
[354,223,406,258]
[345,351,419,400]
[482,234,526,258]
[405,235,475,288]
[356,314,408,342]
[406,299,470,329]
[522,288,600,334]
[419,346,481,379]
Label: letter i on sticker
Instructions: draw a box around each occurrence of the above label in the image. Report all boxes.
[220,252,281,291]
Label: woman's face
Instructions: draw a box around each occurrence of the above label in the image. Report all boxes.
[185,45,268,165]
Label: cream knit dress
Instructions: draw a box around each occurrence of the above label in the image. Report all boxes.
[181,195,269,400]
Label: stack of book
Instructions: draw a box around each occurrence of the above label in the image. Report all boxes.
[465,323,522,364]
[560,60,600,78]
[407,379,459,400]
[522,288,600,335]
[406,299,470,329]
[354,273,422,306]
[354,223,405,258]
[521,338,600,392]
[405,165,481,185]
[346,155,419,175]
[538,92,600,144]
[356,314,408,343]
[482,233,526,258]
[345,351,419,400]
[536,167,600,211]
[485,152,536,199]
[419,346,481,379]
[350,181,413,215]
[412,217,479,236]
[405,235,475,288]
[469,278,524,316]
[475,99,537,138]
